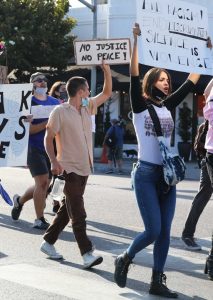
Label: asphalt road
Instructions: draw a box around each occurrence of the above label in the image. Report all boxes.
[0,167,212,299]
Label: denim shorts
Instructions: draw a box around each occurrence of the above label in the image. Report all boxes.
[27,145,52,179]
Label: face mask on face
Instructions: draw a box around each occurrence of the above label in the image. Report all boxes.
[35,87,48,96]
[81,97,89,107]
[60,91,68,102]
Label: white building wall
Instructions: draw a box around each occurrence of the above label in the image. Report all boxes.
[69,0,213,40]
[107,0,136,39]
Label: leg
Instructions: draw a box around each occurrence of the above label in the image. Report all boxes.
[206,152,213,188]
[63,172,92,255]
[19,185,34,205]
[106,148,114,173]
[33,174,51,219]
[11,183,34,221]
[149,182,178,298]
[27,146,52,225]
[127,162,161,259]
[153,185,176,272]
[43,197,70,245]
[182,159,212,238]
[115,147,123,173]
[114,161,161,288]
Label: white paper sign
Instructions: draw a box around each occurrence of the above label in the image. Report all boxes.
[31,105,57,119]
[0,84,32,167]
[136,0,213,75]
[74,39,131,65]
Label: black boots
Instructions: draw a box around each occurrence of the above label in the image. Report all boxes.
[204,255,213,280]
[114,251,132,288]
[204,234,213,280]
[149,270,178,298]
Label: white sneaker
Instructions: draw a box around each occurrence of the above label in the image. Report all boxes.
[82,251,103,269]
[40,240,63,260]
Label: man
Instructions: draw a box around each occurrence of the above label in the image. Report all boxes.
[40,62,112,269]
[104,119,125,174]
[11,72,59,229]
[181,121,212,250]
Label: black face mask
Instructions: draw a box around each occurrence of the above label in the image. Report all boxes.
[151,86,167,100]
[59,91,68,102]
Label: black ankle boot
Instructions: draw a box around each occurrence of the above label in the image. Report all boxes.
[204,234,213,280]
[149,270,178,298]
[204,255,213,280]
[114,251,132,288]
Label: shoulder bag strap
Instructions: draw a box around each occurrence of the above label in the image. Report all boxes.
[146,103,163,137]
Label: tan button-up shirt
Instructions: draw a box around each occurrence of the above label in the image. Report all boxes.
[47,101,97,176]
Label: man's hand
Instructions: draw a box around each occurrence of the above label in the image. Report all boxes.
[51,159,64,176]
[100,60,110,72]
[24,114,33,123]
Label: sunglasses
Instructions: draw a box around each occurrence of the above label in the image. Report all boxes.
[34,78,47,83]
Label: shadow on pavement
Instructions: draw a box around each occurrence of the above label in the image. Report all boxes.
[0,213,48,236]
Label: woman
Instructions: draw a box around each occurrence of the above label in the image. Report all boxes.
[113,23,203,298]
[49,81,67,103]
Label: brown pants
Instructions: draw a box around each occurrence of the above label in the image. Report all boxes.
[43,172,92,255]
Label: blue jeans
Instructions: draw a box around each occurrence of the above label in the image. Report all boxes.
[127,160,176,272]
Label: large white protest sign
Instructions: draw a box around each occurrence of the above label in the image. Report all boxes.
[0,84,32,167]
[74,39,131,65]
[31,105,57,119]
[136,0,213,75]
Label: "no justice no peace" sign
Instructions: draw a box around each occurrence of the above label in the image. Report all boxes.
[74,38,131,65]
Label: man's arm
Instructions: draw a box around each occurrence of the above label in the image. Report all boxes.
[92,62,112,107]
[29,121,48,134]
[44,127,63,175]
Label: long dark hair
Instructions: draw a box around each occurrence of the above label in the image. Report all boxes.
[142,67,172,99]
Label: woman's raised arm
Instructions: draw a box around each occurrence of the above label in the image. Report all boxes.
[130,23,141,76]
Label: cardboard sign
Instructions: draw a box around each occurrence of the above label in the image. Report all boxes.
[31,105,58,119]
[136,0,213,75]
[74,38,131,65]
[0,84,32,167]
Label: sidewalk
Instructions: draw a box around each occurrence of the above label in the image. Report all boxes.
[94,158,200,180]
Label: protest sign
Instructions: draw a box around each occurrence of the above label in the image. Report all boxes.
[74,38,131,65]
[0,84,32,167]
[136,0,213,75]
[31,105,57,119]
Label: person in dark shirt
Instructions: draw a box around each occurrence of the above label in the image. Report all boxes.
[11,72,59,229]
[104,119,125,174]
[182,120,212,251]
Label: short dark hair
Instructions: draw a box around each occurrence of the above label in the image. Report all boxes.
[142,68,172,98]
[66,77,87,97]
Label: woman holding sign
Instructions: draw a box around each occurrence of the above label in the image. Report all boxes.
[114,23,211,298]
